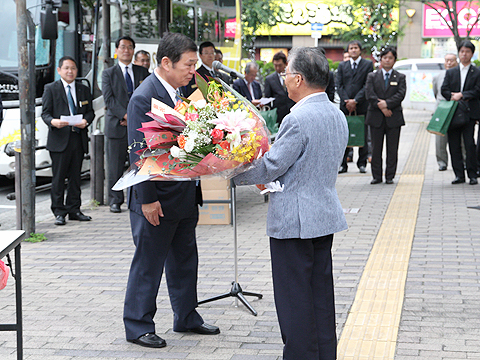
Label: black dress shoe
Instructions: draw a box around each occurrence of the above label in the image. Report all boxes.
[370,179,382,184]
[470,178,478,185]
[128,333,166,348]
[54,215,66,226]
[386,179,394,184]
[338,166,347,174]
[68,211,92,221]
[110,203,121,213]
[451,177,466,184]
[439,165,447,171]
[359,166,366,173]
[180,323,220,335]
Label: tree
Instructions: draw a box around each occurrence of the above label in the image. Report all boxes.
[420,0,480,48]
[332,0,402,59]
[241,0,287,58]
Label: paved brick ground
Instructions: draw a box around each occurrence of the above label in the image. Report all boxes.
[1,109,480,359]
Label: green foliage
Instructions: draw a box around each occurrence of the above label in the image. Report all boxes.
[24,233,47,243]
[241,0,287,58]
[328,59,341,71]
[256,61,275,82]
[332,0,402,59]
[123,0,158,39]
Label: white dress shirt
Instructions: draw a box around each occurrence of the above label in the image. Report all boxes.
[244,79,257,100]
[460,63,470,91]
[118,61,135,86]
[60,78,77,116]
[381,68,393,81]
[350,56,362,70]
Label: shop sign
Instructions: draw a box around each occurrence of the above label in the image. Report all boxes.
[423,2,480,37]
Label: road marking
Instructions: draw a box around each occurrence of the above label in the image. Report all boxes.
[337,124,429,359]
[0,205,16,209]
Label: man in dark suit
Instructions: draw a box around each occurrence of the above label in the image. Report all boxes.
[365,48,406,185]
[336,40,373,173]
[233,62,262,106]
[441,40,480,185]
[184,41,231,97]
[41,56,94,225]
[102,36,150,213]
[134,50,151,70]
[264,51,296,124]
[124,32,220,349]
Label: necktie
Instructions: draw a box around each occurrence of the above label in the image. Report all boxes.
[280,73,286,92]
[384,72,390,89]
[125,67,134,99]
[353,62,357,72]
[67,85,77,115]
[210,70,216,78]
[175,89,182,104]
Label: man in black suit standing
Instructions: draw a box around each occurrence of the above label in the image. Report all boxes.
[184,41,230,97]
[102,36,150,213]
[134,50,151,70]
[41,56,94,225]
[441,40,480,185]
[264,51,295,124]
[124,32,220,349]
[336,40,373,174]
[365,48,406,185]
[233,62,262,106]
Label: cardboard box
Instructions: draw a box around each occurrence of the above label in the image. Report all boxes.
[198,204,231,225]
[202,189,230,201]
[201,178,231,191]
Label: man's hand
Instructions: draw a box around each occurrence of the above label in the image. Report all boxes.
[74,119,88,129]
[377,99,388,110]
[381,108,393,117]
[142,201,164,226]
[51,118,70,128]
[345,99,357,113]
[451,92,463,101]
[120,114,128,126]
[251,99,261,106]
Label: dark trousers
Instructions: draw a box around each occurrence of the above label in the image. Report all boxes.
[107,135,128,205]
[49,132,84,217]
[124,208,203,340]
[341,123,369,169]
[448,120,477,180]
[370,122,401,181]
[270,235,336,360]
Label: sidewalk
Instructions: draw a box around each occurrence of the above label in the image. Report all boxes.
[1,109,480,359]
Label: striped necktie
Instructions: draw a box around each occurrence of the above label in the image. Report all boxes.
[125,67,134,98]
[67,85,77,115]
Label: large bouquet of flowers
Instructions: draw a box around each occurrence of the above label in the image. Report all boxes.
[113,74,270,190]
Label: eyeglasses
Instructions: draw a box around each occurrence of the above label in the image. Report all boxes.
[118,45,134,51]
[201,52,215,56]
[279,71,302,79]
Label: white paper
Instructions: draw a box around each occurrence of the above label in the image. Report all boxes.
[61,114,83,126]
[258,97,276,106]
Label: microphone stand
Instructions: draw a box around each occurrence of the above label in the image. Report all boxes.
[198,182,263,316]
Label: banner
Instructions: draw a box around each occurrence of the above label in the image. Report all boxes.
[423,2,480,37]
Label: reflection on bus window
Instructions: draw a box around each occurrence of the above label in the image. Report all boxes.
[171,4,195,40]
[197,9,219,42]
[124,0,159,39]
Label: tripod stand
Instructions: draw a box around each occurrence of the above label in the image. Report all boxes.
[198,182,263,316]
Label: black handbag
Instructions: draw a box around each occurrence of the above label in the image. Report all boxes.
[449,100,470,130]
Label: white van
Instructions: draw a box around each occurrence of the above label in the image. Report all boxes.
[393,58,445,71]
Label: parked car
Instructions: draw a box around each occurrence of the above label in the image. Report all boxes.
[393,58,445,71]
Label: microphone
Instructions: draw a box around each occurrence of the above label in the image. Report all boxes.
[212,60,244,80]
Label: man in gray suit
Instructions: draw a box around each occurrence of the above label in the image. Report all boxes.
[234,47,348,360]
[102,36,150,213]
[433,54,457,171]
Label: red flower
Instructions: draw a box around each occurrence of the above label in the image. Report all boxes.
[211,128,224,144]
[177,134,186,149]
[217,140,230,157]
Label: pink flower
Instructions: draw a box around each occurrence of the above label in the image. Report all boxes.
[210,109,255,135]
[211,128,224,144]
[185,112,199,121]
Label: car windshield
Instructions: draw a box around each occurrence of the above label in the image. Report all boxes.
[0,0,49,68]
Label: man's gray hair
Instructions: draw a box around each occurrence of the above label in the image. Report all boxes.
[245,61,259,75]
[288,47,329,89]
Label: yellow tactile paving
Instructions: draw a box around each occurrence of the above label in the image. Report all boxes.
[337,124,429,359]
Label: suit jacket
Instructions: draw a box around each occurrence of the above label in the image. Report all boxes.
[102,63,150,139]
[184,65,231,97]
[365,69,406,128]
[232,78,262,101]
[127,73,202,218]
[234,92,348,239]
[41,79,94,153]
[441,64,480,118]
[326,71,335,103]
[263,72,296,123]
[432,70,447,105]
[336,58,374,115]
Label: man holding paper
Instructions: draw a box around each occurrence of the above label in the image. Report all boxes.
[41,56,94,225]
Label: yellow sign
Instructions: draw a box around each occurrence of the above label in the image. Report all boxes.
[260,48,289,62]
[256,1,354,36]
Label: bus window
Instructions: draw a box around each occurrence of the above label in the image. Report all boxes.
[171,3,195,40]
[124,0,159,39]
[197,9,219,42]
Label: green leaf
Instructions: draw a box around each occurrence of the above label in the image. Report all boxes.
[195,72,209,98]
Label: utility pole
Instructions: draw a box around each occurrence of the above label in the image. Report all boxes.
[16,0,36,236]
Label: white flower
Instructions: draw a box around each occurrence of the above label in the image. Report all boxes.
[170,145,187,160]
[184,135,196,153]
[226,132,241,148]
[193,99,207,109]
